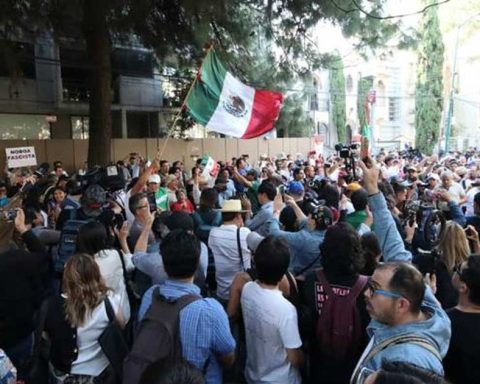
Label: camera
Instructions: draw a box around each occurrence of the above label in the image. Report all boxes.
[334,143,359,159]
[0,209,17,221]
[334,143,359,182]
[402,200,445,246]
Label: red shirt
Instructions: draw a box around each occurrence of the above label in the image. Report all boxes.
[170,200,195,213]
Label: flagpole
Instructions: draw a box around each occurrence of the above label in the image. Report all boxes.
[158,45,215,159]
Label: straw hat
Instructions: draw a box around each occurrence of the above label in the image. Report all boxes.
[217,199,248,213]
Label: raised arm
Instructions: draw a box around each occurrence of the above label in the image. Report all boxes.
[359,159,412,263]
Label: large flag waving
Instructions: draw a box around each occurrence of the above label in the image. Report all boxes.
[185,48,284,139]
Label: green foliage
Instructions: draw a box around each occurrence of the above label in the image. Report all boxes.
[414,5,444,155]
[276,94,314,137]
[329,54,346,142]
[2,0,415,161]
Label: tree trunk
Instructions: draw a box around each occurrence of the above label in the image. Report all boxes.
[82,0,112,167]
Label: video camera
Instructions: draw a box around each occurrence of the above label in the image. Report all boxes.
[0,209,17,221]
[334,143,359,182]
[399,148,422,161]
[402,200,446,246]
[80,165,125,193]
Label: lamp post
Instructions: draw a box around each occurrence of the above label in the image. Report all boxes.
[444,13,480,153]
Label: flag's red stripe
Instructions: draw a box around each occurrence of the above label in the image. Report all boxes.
[241,90,284,139]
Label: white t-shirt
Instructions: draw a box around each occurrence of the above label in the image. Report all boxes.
[241,282,302,384]
[465,187,480,216]
[71,292,122,376]
[94,249,133,321]
[208,225,251,300]
[448,182,466,203]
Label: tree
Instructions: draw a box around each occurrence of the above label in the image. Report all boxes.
[2,0,412,165]
[414,5,444,154]
[329,54,347,142]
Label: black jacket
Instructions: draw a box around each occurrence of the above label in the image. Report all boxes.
[0,230,47,349]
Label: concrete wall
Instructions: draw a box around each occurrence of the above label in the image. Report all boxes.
[0,137,314,173]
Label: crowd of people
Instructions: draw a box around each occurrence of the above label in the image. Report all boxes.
[1,145,480,384]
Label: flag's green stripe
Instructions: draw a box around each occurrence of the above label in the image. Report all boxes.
[186,49,228,125]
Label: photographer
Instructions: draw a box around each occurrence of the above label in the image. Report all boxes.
[0,208,48,380]
[266,193,331,275]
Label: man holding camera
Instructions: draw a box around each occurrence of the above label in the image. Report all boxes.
[266,193,331,275]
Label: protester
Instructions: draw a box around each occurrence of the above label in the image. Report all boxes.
[267,194,331,275]
[44,253,125,382]
[241,236,303,383]
[443,255,480,384]
[350,158,451,382]
[77,221,133,320]
[0,208,48,380]
[138,229,236,383]
[244,180,276,236]
[208,200,252,303]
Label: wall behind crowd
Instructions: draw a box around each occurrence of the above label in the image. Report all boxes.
[0,137,312,173]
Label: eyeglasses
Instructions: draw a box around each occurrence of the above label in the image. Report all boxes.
[366,279,405,300]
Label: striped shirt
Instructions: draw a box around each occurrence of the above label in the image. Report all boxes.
[139,280,235,384]
[208,225,252,300]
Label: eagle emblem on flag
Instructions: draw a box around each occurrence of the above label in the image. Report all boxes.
[223,95,247,117]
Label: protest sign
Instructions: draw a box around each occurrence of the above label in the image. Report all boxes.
[5,146,37,168]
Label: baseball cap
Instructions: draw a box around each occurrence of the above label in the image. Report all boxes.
[346,182,362,192]
[427,173,440,182]
[80,184,107,216]
[287,181,304,196]
[148,174,161,184]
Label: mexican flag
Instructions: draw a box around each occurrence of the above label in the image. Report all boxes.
[185,49,284,139]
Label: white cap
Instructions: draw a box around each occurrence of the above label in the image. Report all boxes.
[427,173,440,182]
[148,174,161,184]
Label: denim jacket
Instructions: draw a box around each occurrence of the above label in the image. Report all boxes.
[353,193,451,379]
[266,217,325,274]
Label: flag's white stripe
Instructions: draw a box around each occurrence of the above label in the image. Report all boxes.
[206,72,255,137]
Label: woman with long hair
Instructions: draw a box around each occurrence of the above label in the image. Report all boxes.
[77,222,133,321]
[44,253,125,382]
[434,221,470,308]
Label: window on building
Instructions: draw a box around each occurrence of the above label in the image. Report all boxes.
[60,48,90,102]
[0,113,50,139]
[127,112,159,138]
[71,116,89,139]
[388,97,400,122]
[112,48,154,78]
[0,41,36,80]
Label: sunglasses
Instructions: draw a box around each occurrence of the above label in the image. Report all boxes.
[366,278,405,300]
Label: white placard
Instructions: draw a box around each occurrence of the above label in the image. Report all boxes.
[5,146,37,168]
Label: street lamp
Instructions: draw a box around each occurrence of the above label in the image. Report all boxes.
[444,12,480,153]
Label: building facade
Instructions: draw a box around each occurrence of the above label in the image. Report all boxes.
[0,34,180,141]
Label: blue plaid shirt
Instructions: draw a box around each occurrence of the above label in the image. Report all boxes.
[139,280,235,384]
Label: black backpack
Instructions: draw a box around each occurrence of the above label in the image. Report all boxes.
[122,288,202,384]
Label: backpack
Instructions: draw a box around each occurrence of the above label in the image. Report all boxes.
[315,269,368,358]
[122,288,202,384]
[54,209,91,273]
